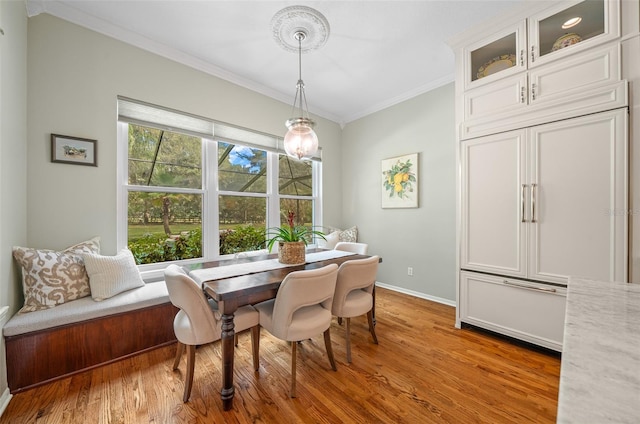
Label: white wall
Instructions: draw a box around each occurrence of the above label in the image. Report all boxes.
[0,0,28,409]
[26,14,343,255]
[341,84,457,302]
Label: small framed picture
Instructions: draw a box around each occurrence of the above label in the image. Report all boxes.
[381,153,418,208]
[51,134,97,166]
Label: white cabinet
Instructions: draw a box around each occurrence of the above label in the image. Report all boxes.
[461,109,628,285]
[463,0,620,89]
[462,42,626,140]
[458,0,625,139]
[459,271,566,351]
[452,0,629,351]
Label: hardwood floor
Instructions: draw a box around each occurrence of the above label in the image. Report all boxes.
[0,288,561,423]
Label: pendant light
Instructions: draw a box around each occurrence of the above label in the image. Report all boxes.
[271,6,330,160]
[284,30,318,160]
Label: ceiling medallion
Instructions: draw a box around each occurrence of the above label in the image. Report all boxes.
[271,5,330,53]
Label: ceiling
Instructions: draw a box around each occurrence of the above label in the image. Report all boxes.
[26,0,526,125]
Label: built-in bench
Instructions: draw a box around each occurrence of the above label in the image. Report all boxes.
[3,280,178,393]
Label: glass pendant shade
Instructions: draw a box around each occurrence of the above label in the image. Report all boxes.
[284,117,318,160]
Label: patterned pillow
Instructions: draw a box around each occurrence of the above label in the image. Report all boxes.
[83,249,145,301]
[338,226,358,243]
[324,226,358,243]
[13,237,101,313]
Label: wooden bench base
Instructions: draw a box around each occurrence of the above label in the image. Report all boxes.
[5,302,178,393]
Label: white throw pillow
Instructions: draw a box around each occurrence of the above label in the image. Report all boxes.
[318,231,340,249]
[83,249,145,301]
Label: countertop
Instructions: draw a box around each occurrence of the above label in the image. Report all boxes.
[557,277,640,423]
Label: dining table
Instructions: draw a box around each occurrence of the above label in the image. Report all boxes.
[187,248,378,411]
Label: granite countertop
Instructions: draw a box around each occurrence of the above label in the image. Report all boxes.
[557,277,640,423]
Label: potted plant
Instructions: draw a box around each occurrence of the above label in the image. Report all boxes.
[266,211,326,264]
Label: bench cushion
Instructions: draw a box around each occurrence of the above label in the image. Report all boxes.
[3,280,169,337]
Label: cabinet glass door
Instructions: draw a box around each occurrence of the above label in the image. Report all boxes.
[529,0,619,66]
[465,22,526,88]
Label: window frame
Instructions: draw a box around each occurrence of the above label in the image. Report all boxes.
[117,121,322,280]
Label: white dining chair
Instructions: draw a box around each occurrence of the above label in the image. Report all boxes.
[253,264,339,397]
[332,255,379,363]
[164,264,260,402]
[334,241,368,255]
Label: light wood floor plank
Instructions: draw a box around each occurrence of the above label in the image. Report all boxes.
[1,288,560,423]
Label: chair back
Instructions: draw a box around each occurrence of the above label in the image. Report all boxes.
[164,264,220,344]
[271,264,338,339]
[333,256,379,317]
[334,242,368,255]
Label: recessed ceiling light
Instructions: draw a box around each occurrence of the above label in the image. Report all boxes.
[562,17,582,29]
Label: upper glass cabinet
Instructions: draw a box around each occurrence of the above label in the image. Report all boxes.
[465,22,527,88]
[529,0,620,67]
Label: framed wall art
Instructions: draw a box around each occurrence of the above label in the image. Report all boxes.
[381,153,418,208]
[51,134,97,166]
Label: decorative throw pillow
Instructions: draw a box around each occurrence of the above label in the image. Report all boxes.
[318,231,340,249]
[13,236,101,313]
[323,226,358,243]
[83,249,145,301]
[338,226,358,243]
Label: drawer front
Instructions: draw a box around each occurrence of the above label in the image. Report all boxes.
[459,271,566,351]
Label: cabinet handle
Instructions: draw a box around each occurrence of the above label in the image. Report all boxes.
[503,280,557,293]
[531,83,537,101]
[531,183,537,223]
[520,49,524,66]
[520,86,526,104]
[530,45,535,63]
[521,184,528,222]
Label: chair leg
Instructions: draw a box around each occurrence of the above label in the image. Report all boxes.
[337,317,343,325]
[172,342,184,370]
[234,332,239,346]
[323,328,337,371]
[251,325,260,371]
[367,310,378,344]
[290,341,297,398]
[345,317,352,363]
[183,344,196,403]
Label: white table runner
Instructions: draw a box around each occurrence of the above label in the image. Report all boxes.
[189,250,356,284]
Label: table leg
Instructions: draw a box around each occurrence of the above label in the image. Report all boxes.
[220,312,235,411]
[372,285,376,326]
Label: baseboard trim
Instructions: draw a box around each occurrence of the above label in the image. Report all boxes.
[0,388,12,418]
[375,282,456,307]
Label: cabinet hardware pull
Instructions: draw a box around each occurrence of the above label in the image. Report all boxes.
[504,280,557,293]
[531,183,537,223]
[520,49,524,66]
[520,86,526,104]
[530,45,535,63]
[531,83,536,100]
[521,184,528,222]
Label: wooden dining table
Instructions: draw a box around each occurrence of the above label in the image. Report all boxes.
[187,248,378,411]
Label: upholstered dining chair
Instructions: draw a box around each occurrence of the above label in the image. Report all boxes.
[334,241,368,255]
[254,264,339,398]
[164,264,260,402]
[332,255,380,363]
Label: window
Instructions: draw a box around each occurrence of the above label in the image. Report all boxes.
[117,98,322,272]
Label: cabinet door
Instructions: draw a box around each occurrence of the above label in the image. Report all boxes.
[460,131,527,278]
[528,0,620,68]
[459,271,566,352]
[464,21,527,89]
[528,109,628,284]
[529,43,621,107]
[463,72,528,123]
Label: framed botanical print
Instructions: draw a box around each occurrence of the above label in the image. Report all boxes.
[381,153,418,208]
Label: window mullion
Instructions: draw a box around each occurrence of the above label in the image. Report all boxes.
[205,138,219,261]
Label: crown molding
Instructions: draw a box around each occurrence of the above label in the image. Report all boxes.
[25,0,342,124]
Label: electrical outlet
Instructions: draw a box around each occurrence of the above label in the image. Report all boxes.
[407,267,413,276]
